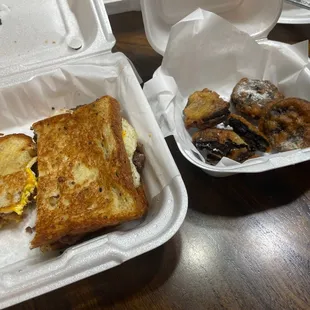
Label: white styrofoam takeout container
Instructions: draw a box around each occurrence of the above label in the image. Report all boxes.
[0,0,187,308]
[140,0,310,177]
[141,0,284,56]
[103,0,140,15]
[100,0,310,26]
[279,2,310,24]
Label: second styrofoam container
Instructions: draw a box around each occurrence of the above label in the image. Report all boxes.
[141,0,310,177]
[141,0,283,55]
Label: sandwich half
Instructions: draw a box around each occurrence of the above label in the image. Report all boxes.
[0,134,37,227]
[31,96,147,250]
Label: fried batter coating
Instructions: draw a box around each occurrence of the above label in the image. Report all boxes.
[227,114,270,152]
[184,88,230,129]
[228,148,254,163]
[259,98,310,151]
[192,128,253,164]
[231,78,284,119]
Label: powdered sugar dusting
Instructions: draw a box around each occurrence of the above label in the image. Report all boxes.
[216,122,233,130]
[280,137,303,151]
[235,79,278,107]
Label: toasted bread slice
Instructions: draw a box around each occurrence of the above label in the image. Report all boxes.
[0,134,37,226]
[31,96,147,249]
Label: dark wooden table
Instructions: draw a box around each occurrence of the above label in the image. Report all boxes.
[10,11,310,310]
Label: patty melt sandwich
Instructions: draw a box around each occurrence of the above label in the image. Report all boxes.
[31,96,148,250]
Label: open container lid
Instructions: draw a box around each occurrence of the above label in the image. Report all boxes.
[0,0,115,85]
[141,0,283,55]
[279,2,310,24]
[103,0,140,15]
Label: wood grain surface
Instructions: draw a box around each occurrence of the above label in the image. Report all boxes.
[9,11,310,310]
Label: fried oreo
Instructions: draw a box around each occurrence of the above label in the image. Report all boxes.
[228,148,254,163]
[227,114,270,152]
[259,98,310,151]
[184,88,230,129]
[192,128,253,164]
[231,78,284,119]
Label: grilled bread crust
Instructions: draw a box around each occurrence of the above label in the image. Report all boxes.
[31,96,147,249]
[0,134,36,215]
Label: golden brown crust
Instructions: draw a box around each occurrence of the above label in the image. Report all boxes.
[0,212,22,228]
[0,133,34,145]
[0,134,36,176]
[192,128,247,146]
[0,170,28,209]
[31,96,147,249]
[184,88,230,129]
[231,78,284,119]
[0,134,36,217]
[228,147,253,163]
[259,98,310,151]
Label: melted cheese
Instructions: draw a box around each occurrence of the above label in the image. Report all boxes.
[122,119,140,188]
[0,167,37,215]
